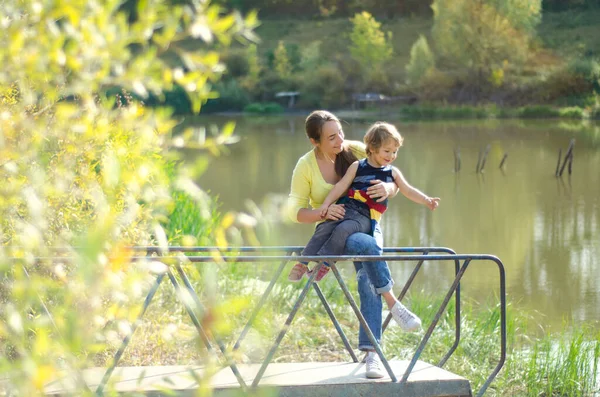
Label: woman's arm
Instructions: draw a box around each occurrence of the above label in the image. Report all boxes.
[288,156,347,224]
[392,167,440,210]
[366,178,399,202]
[288,157,318,223]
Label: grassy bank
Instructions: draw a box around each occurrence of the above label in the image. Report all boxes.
[395,104,600,120]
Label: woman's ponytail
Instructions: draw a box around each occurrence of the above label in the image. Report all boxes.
[335,145,358,177]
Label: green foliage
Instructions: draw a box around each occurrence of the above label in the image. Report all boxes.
[166,189,221,245]
[431,0,542,82]
[299,64,347,108]
[397,104,592,120]
[569,58,600,93]
[543,0,600,12]
[243,102,284,114]
[349,12,393,79]
[240,44,262,92]
[400,105,494,120]
[558,106,586,119]
[405,35,436,86]
[299,41,323,72]
[0,0,256,394]
[202,79,251,112]
[223,49,252,78]
[519,327,600,396]
[143,84,194,114]
[414,68,456,101]
[273,40,293,81]
[518,105,561,118]
[213,0,435,18]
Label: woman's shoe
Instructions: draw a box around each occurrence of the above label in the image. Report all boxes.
[287,263,309,282]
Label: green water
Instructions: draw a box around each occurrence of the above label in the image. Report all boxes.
[193,114,600,329]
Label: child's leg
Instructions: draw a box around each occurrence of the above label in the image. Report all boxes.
[288,219,340,282]
[311,210,371,282]
[316,209,371,258]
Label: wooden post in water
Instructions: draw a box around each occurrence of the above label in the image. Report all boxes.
[555,149,562,177]
[499,153,508,169]
[568,150,573,175]
[476,148,483,173]
[479,144,491,173]
[454,147,461,173]
[558,139,575,177]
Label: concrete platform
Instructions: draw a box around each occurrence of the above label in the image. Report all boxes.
[44,360,472,396]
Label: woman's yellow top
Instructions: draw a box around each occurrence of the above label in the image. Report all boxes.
[287,140,366,223]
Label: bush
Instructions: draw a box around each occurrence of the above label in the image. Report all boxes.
[223,49,251,78]
[142,84,193,114]
[416,68,456,102]
[400,105,493,120]
[558,106,586,119]
[202,79,251,113]
[299,63,347,108]
[406,35,435,86]
[256,69,300,100]
[518,105,561,118]
[0,2,256,394]
[531,59,600,105]
[243,102,284,114]
[569,58,600,93]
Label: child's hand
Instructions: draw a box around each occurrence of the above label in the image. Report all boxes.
[426,197,440,211]
[319,205,329,219]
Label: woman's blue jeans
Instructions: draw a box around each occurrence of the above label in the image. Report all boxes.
[344,225,394,351]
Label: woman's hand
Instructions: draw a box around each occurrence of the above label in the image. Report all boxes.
[323,203,345,221]
[366,179,397,202]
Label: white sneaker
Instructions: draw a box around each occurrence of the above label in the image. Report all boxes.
[365,351,385,379]
[391,301,422,332]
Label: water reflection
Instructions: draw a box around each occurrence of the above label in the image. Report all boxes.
[193,115,600,329]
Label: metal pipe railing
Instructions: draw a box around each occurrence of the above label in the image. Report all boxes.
[14,247,505,396]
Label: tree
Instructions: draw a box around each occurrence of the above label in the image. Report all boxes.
[405,35,436,86]
[431,0,542,84]
[274,40,293,81]
[349,11,393,84]
[0,0,255,394]
[240,44,262,91]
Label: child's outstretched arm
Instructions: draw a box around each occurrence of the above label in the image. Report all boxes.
[392,167,440,211]
[318,161,360,218]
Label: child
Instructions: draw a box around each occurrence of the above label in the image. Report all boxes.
[288,122,440,282]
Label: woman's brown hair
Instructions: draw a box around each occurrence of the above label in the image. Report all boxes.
[335,146,358,177]
[305,110,357,177]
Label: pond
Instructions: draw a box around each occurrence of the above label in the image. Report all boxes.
[193,114,600,331]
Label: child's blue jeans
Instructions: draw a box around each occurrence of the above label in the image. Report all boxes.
[344,225,394,351]
[301,203,371,259]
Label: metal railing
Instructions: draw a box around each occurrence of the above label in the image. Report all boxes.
[13,246,505,396]
[94,246,506,396]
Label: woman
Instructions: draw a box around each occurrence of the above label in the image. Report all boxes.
[287,110,421,379]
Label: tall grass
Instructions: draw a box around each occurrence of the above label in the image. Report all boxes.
[397,104,596,120]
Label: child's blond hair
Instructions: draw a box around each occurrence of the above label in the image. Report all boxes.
[364,122,404,156]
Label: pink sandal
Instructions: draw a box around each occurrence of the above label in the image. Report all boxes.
[288,263,309,282]
[311,263,331,282]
